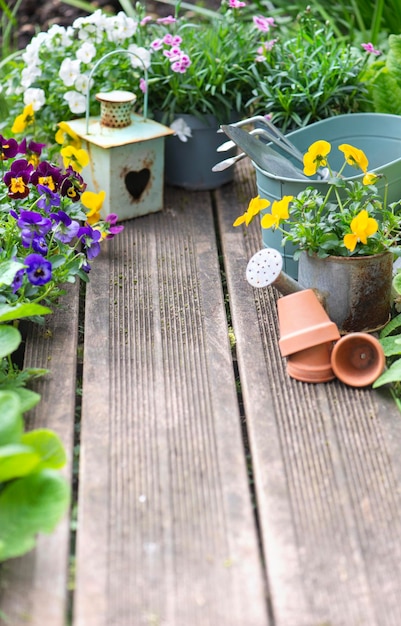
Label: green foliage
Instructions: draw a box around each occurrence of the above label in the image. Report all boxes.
[0,389,70,562]
[261,0,401,45]
[361,34,401,116]
[373,309,401,391]
[249,10,368,132]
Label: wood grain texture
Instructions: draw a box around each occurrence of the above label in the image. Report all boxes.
[217,159,401,626]
[0,282,79,626]
[74,187,269,626]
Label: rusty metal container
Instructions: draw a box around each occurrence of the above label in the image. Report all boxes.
[298,251,393,333]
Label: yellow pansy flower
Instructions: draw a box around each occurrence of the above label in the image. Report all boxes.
[81,190,106,224]
[343,209,378,252]
[303,140,331,176]
[55,122,81,149]
[363,172,379,186]
[233,195,270,227]
[60,145,90,172]
[11,104,35,134]
[338,143,368,173]
[260,195,293,229]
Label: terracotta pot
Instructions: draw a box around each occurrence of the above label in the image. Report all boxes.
[277,289,340,357]
[287,341,336,383]
[331,332,385,387]
[298,251,393,333]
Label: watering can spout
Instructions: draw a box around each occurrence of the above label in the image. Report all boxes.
[246,248,304,296]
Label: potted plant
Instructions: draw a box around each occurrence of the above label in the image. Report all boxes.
[0,107,124,310]
[0,2,275,190]
[234,140,401,333]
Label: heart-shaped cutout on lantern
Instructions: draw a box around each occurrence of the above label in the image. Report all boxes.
[125,169,150,200]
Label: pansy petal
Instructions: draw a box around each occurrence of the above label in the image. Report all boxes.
[343,233,358,251]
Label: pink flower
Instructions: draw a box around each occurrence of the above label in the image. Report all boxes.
[361,42,382,56]
[157,15,176,24]
[229,0,246,7]
[140,16,152,26]
[151,38,163,51]
[253,15,275,32]
[139,78,147,94]
[163,33,174,45]
[255,39,277,60]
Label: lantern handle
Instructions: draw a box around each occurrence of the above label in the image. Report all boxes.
[85,48,149,133]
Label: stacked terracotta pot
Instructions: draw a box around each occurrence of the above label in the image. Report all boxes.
[277,290,385,387]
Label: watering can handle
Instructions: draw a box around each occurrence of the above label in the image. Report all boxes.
[85,48,149,133]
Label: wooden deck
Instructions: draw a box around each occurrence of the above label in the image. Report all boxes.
[2,160,401,626]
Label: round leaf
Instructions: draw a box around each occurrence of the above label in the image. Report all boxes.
[0,469,70,562]
[0,444,40,482]
[21,429,67,470]
[0,390,23,445]
[0,325,21,359]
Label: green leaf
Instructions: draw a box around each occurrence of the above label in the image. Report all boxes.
[0,325,21,359]
[393,272,401,295]
[0,260,25,287]
[9,388,41,413]
[21,429,66,471]
[0,444,40,482]
[372,358,401,387]
[0,469,70,562]
[380,313,401,338]
[0,390,23,445]
[379,335,401,356]
[0,302,52,322]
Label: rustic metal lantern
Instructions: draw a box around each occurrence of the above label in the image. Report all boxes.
[66,50,174,222]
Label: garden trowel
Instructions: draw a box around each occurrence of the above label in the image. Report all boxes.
[217,124,308,179]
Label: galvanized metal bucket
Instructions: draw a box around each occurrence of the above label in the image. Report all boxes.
[297,250,393,333]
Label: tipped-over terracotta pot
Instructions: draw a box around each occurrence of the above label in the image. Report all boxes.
[277,289,340,357]
[331,332,385,387]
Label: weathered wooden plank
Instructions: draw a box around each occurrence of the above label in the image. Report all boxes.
[0,282,80,626]
[74,187,270,626]
[217,159,401,626]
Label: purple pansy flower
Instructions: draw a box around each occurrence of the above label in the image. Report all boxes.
[12,269,25,293]
[59,166,86,201]
[37,184,61,211]
[0,136,19,160]
[24,253,52,286]
[51,210,80,243]
[3,159,34,199]
[17,210,52,247]
[31,235,49,255]
[30,160,62,192]
[77,224,102,260]
[105,214,125,239]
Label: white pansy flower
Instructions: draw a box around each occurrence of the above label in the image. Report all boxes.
[170,118,192,142]
[76,41,96,64]
[128,44,151,70]
[105,12,137,43]
[24,87,46,111]
[45,24,73,48]
[59,58,82,87]
[64,90,87,114]
[21,64,41,88]
[74,73,91,95]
